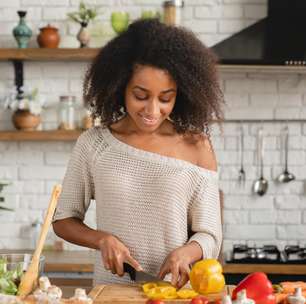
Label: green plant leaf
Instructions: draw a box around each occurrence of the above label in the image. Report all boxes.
[67,2,98,24]
[79,1,86,11]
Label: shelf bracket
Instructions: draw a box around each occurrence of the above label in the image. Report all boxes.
[12,60,24,97]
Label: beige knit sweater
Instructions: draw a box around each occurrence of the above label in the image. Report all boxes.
[53,127,222,285]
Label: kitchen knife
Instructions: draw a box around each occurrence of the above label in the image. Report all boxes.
[123,263,163,283]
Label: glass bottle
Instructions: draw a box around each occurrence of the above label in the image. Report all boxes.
[58,96,77,130]
[163,0,184,26]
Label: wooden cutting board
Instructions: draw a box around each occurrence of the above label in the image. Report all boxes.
[89,284,234,304]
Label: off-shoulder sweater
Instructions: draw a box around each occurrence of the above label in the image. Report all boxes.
[53,127,222,285]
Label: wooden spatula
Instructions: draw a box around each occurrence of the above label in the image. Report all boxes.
[17,184,62,297]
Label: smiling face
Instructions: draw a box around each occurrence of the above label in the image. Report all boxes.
[124,65,177,133]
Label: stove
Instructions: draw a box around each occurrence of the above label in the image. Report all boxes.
[284,245,306,264]
[227,244,306,264]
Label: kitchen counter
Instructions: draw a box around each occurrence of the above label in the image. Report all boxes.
[2,249,306,275]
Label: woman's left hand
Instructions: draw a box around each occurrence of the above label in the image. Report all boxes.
[158,241,202,289]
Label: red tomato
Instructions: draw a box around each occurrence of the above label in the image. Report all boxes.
[190,296,209,304]
[146,300,165,304]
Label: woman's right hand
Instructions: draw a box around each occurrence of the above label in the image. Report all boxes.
[98,233,143,276]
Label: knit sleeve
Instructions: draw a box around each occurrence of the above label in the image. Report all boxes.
[53,130,95,222]
[188,175,222,259]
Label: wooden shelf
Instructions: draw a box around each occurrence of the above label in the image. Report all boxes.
[0,48,100,61]
[0,130,82,141]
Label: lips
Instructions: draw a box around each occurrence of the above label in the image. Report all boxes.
[139,115,159,126]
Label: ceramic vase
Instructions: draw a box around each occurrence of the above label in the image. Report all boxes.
[13,11,32,48]
[12,110,41,131]
[37,24,60,48]
[77,22,90,48]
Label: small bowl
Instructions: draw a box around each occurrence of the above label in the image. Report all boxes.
[0,254,45,290]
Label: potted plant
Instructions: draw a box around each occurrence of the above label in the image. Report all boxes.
[67,1,98,48]
[2,86,45,131]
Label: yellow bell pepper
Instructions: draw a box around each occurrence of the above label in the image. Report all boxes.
[190,259,225,294]
[142,282,158,293]
[146,286,177,300]
[177,289,199,299]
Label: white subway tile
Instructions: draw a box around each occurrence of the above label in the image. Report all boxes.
[0,237,32,249]
[222,5,243,18]
[22,181,45,194]
[0,166,18,179]
[277,225,306,240]
[275,195,303,209]
[19,166,66,180]
[195,6,222,19]
[224,93,249,107]
[225,224,276,239]
[42,7,70,20]
[184,20,217,33]
[276,210,301,224]
[249,210,276,224]
[250,94,278,107]
[223,210,249,224]
[45,151,70,165]
[0,0,20,7]
[0,223,21,236]
[225,79,278,93]
[17,150,44,165]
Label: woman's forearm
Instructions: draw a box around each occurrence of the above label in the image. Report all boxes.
[184,241,203,263]
[52,217,107,250]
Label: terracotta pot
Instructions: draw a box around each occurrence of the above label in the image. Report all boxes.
[37,24,60,48]
[12,110,41,131]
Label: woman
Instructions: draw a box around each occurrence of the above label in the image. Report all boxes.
[53,18,224,289]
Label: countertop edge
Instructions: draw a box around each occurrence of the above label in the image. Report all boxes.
[2,250,306,274]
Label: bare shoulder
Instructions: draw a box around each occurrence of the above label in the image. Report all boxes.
[183,133,217,171]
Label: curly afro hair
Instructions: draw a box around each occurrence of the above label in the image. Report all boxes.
[83,18,224,134]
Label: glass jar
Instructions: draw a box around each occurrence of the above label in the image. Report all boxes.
[57,96,77,130]
[163,0,184,26]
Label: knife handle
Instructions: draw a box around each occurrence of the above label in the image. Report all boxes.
[123,262,136,281]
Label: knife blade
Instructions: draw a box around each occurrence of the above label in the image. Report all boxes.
[123,263,163,283]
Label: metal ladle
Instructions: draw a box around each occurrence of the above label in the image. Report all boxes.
[253,128,268,196]
[277,126,295,183]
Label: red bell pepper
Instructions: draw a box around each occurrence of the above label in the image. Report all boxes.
[232,272,276,304]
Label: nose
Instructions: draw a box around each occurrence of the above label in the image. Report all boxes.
[144,99,159,117]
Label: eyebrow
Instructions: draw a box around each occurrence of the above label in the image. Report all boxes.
[132,85,176,94]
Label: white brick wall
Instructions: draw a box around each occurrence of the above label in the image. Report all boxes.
[0,0,305,253]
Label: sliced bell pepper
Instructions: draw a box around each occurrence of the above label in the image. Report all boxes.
[177,289,199,299]
[146,286,177,300]
[143,283,158,293]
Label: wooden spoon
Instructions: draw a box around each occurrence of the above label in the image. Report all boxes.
[18,184,62,297]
